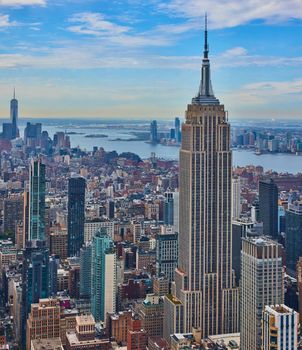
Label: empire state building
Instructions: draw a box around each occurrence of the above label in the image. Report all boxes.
[164,17,239,339]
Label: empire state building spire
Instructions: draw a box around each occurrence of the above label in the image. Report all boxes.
[192,14,219,105]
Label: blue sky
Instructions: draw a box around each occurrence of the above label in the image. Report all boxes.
[0,0,302,120]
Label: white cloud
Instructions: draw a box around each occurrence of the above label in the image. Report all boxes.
[1,44,302,71]
[68,12,130,36]
[0,14,17,27]
[159,0,302,29]
[0,0,45,6]
[67,11,174,47]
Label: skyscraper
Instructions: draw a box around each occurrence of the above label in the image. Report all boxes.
[80,242,92,299]
[240,237,284,350]
[21,240,49,347]
[67,176,86,257]
[175,117,181,143]
[165,16,239,337]
[163,192,174,226]
[10,89,19,139]
[156,228,178,282]
[29,159,46,241]
[259,178,278,238]
[150,120,158,143]
[231,177,241,220]
[285,201,302,274]
[91,228,116,322]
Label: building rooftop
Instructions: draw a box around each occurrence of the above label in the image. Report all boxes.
[31,337,63,350]
[166,294,182,305]
[265,304,296,315]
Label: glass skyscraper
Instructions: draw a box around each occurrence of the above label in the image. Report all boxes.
[259,178,278,238]
[21,240,49,347]
[91,228,116,322]
[67,176,86,256]
[10,89,19,139]
[29,159,46,241]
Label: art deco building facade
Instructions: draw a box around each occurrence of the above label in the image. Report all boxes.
[165,18,239,338]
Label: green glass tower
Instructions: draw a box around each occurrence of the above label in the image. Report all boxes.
[29,158,46,241]
[91,228,116,322]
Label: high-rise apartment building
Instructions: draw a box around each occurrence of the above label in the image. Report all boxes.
[156,227,178,282]
[262,305,298,350]
[91,229,116,322]
[67,177,86,256]
[163,192,174,226]
[165,17,239,337]
[285,201,302,274]
[80,242,92,299]
[232,177,242,220]
[296,257,302,319]
[259,178,278,238]
[173,191,179,233]
[29,159,46,241]
[3,195,23,239]
[240,237,284,350]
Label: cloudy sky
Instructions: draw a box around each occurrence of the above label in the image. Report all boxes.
[0,0,302,120]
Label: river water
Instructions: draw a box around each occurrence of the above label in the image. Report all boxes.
[13,119,302,174]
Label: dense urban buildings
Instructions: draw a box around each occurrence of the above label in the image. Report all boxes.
[0,13,302,350]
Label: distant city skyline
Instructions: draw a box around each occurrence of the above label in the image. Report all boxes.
[0,0,302,119]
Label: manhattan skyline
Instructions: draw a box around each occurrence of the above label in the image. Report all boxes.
[0,0,302,119]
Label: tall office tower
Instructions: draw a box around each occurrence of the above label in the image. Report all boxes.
[10,89,19,139]
[80,242,92,299]
[232,218,263,284]
[23,190,30,247]
[173,191,179,232]
[156,227,178,282]
[29,159,46,241]
[26,298,61,350]
[150,120,158,143]
[49,255,58,296]
[240,237,284,350]
[91,228,116,322]
[24,122,42,148]
[165,17,239,337]
[297,258,302,319]
[21,240,50,347]
[262,305,298,350]
[163,192,174,226]
[67,177,86,257]
[285,201,302,275]
[259,178,278,238]
[231,177,241,220]
[3,195,23,240]
[175,117,181,143]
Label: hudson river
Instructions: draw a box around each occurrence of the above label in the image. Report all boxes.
[14,119,302,174]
